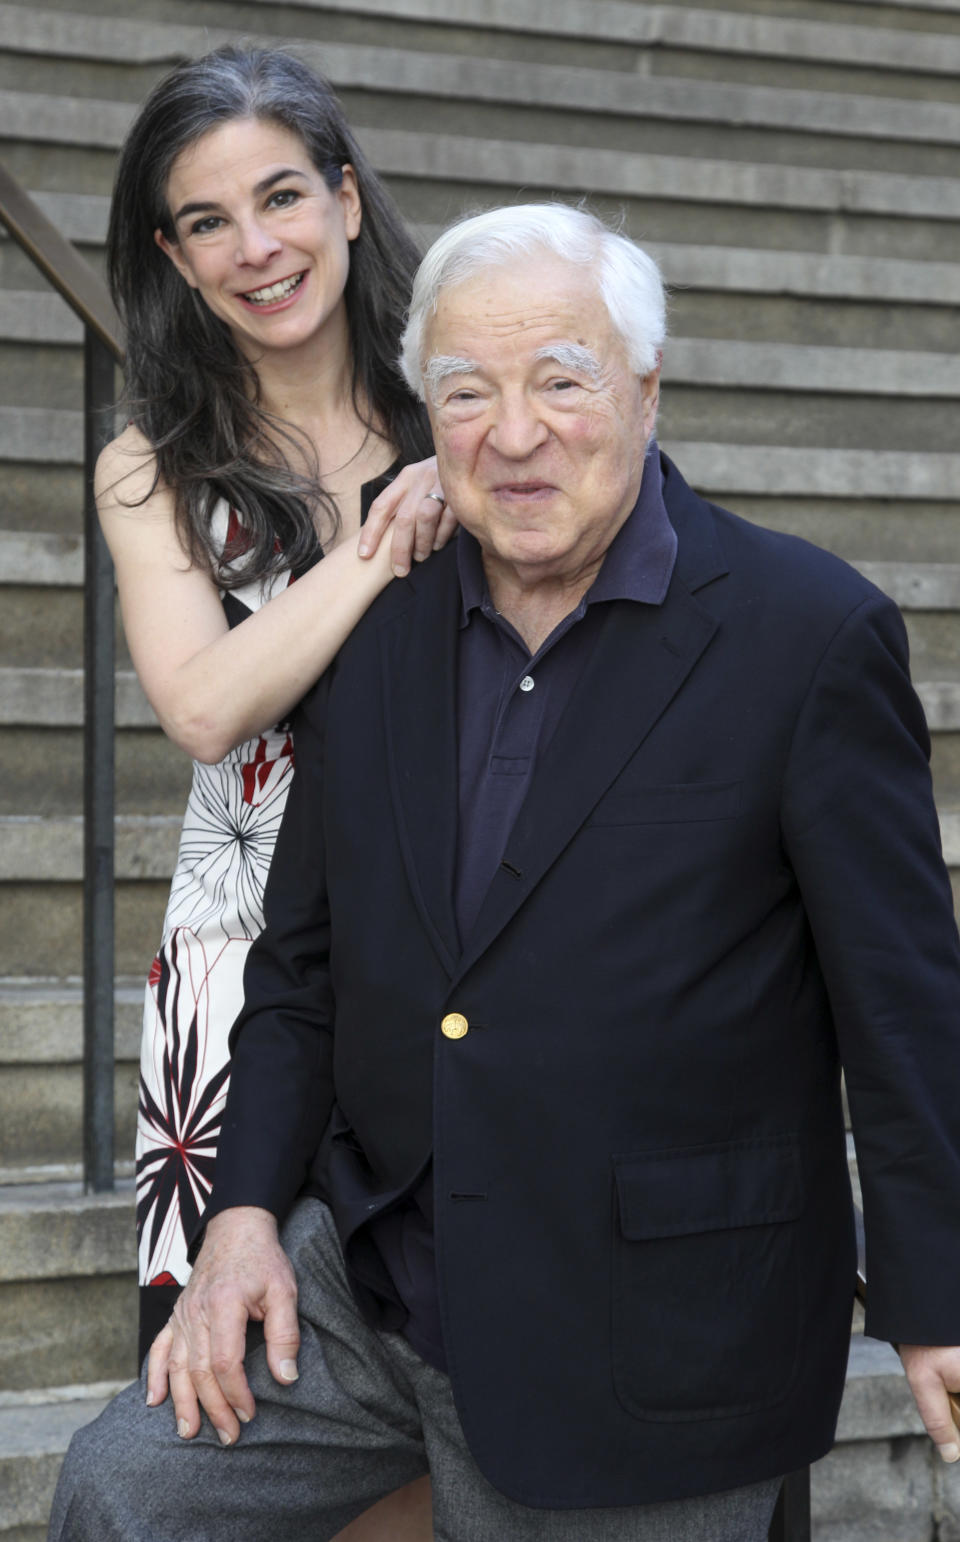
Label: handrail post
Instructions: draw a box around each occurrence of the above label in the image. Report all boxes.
[82,327,117,1192]
[768,1467,812,1542]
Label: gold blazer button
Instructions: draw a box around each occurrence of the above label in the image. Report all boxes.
[441,1012,469,1040]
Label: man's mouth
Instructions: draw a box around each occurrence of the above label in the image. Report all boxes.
[240,272,306,306]
[497,481,555,497]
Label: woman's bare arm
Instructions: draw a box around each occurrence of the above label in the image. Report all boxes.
[98,426,406,763]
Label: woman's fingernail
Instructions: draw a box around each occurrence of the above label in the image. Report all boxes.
[357,543,369,556]
[939,1443,960,1463]
[393,565,408,579]
[177,1419,191,1439]
[217,1427,233,1446]
[279,1359,299,1383]
[233,1407,251,1424]
[145,1390,156,1407]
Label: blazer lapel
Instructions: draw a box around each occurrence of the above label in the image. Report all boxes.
[379,547,462,975]
[378,455,728,980]
[454,578,721,976]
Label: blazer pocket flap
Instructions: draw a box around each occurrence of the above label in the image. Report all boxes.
[614,1135,803,1241]
[591,780,741,826]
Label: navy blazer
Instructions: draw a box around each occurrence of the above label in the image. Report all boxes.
[211,453,960,1508]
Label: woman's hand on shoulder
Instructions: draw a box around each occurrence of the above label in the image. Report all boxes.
[358,456,457,577]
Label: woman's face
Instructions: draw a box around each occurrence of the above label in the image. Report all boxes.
[156,116,362,362]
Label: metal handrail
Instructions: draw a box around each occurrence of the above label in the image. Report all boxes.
[0,162,122,360]
[0,161,122,1192]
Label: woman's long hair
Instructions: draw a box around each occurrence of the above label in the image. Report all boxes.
[107,46,432,587]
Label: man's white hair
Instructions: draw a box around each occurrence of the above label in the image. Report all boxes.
[399,203,667,400]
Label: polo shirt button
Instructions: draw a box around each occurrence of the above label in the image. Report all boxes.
[519,675,535,692]
[441,1013,469,1040]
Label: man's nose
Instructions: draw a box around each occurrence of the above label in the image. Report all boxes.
[488,397,548,459]
[234,218,283,268]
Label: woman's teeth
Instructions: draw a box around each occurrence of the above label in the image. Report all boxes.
[243,273,304,305]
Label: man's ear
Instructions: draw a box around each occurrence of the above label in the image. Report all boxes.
[640,361,661,431]
[154,228,198,288]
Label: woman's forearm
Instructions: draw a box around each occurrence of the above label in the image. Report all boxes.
[158,535,394,762]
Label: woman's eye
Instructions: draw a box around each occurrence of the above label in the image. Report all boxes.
[268,189,300,210]
[548,378,577,392]
[190,215,223,236]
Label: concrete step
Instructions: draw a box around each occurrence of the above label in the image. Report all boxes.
[12,11,960,174]
[0,1067,137,1183]
[0,875,168,978]
[0,815,181,881]
[658,343,960,453]
[0,344,82,412]
[7,93,960,259]
[9,0,960,83]
[0,980,141,1182]
[664,339,960,399]
[0,1182,137,1390]
[39,0,960,77]
[667,443,960,503]
[0,979,141,1063]
[0,725,192,817]
[0,291,82,346]
[0,590,129,671]
[0,467,83,534]
[714,497,960,566]
[0,667,154,727]
[0,1381,129,1538]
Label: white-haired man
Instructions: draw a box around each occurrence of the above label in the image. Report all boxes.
[53,205,960,1541]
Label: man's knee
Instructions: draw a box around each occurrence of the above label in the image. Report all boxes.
[50,1389,171,1540]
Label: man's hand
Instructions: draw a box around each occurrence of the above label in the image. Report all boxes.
[145,1206,300,1446]
[899,1344,960,1462]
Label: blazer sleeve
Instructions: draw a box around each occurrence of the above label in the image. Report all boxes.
[781,589,960,1345]
[202,677,336,1231]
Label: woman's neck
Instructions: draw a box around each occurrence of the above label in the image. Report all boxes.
[251,304,354,429]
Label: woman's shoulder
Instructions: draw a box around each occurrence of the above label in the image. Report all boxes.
[95,423,164,510]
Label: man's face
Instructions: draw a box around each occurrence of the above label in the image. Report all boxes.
[424,252,660,590]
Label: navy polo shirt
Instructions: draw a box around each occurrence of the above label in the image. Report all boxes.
[359,442,677,1371]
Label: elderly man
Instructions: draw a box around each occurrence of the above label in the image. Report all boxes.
[53,205,960,1541]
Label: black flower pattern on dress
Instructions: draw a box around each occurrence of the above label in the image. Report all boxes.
[137,936,231,1279]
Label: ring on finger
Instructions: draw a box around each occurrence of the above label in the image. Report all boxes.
[425,491,446,507]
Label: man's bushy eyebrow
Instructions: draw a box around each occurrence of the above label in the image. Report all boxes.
[533,343,603,379]
[423,355,479,395]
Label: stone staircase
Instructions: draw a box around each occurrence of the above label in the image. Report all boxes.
[3,0,960,1535]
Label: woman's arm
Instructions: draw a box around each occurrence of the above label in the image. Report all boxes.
[98,426,404,764]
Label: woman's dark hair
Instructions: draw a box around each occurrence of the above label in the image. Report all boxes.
[107,46,432,586]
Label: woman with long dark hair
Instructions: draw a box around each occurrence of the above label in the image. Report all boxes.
[97,46,444,1535]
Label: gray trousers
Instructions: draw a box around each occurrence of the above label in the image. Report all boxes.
[50,1198,782,1542]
